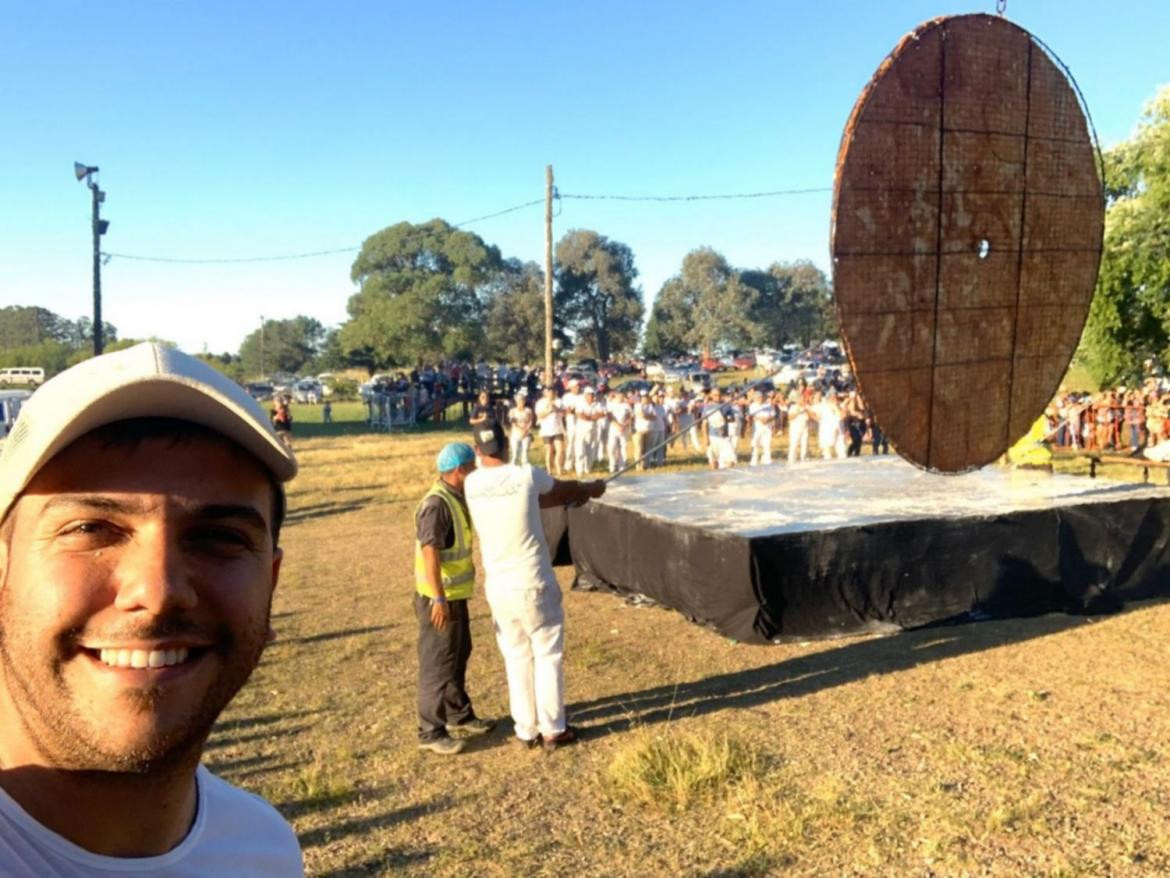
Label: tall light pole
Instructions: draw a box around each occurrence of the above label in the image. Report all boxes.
[74,162,109,356]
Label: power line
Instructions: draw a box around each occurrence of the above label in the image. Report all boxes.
[97,182,831,266]
[101,198,546,265]
[559,186,831,202]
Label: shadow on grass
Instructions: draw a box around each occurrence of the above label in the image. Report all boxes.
[271,624,396,648]
[297,797,457,850]
[204,752,285,775]
[317,849,434,876]
[285,497,375,526]
[211,710,323,738]
[203,725,312,752]
[569,610,1099,737]
[276,784,396,820]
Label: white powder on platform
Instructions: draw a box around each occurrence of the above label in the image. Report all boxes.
[599,457,1170,537]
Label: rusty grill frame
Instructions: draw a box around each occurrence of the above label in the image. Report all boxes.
[831,14,1104,473]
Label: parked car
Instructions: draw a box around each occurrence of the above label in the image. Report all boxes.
[700,357,723,372]
[293,379,324,404]
[683,371,713,393]
[245,381,274,401]
[0,389,31,440]
[733,353,757,370]
[644,361,665,379]
[769,364,803,388]
[619,379,655,395]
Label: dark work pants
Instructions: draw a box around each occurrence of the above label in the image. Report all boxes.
[416,595,474,741]
[847,421,865,457]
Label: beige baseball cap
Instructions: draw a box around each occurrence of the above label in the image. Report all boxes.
[0,342,297,524]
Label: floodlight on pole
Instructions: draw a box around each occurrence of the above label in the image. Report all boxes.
[74,161,108,356]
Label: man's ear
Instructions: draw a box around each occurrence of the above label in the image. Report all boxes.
[266,547,284,642]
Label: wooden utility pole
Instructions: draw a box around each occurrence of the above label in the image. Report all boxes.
[544,165,555,387]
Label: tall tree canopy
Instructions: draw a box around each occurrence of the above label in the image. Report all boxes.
[741,260,836,348]
[484,260,548,366]
[644,248,756,357]
[340,218,502,368]
[239,315,326,376]
[0,306,117,351]
[1080,86,1170,385]
[555,229,643,361]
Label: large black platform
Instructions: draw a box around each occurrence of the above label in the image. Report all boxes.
[545,458,1170,643]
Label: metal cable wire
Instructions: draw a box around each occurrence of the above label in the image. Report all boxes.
[102,198,546,265]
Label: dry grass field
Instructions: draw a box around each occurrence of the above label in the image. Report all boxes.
[208,404,1170,877]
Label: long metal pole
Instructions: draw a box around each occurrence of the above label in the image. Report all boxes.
[544,164,554,387]
[91,184,103,356]
[603,384,758,484]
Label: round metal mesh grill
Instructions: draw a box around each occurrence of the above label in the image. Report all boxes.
[831,14,1103,473]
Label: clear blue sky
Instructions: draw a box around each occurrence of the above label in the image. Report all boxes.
[2,0,1166,355]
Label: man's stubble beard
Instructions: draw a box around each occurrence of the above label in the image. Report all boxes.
[0,588,271,775]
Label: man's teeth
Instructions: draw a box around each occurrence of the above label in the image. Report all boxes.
[97,647,190,669]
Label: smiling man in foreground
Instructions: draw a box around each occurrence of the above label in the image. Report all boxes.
[0,342,302,875]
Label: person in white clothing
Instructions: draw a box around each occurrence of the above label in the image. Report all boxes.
[463,421,605,750]
[703,386,738,469]
[605,388,632,473]
[0,343,302,874]
[814,390,848,459]
[632,390,657,471]
[508,391,535,465]
[534,387,565,475]
[560,379,582,474]
[748,388,775,465]
[787,384,811,464]
[573,386,603,476]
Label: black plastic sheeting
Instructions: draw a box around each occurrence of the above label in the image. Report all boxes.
[545,495,1170,644]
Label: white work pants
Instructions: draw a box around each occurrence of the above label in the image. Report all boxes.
[607,429,628,473]
[510,433,532,465]
[750,427,773,465]
[563,418,578,472]
[487,585,566,741]
[788,415,809,463]
[574,423,595,476]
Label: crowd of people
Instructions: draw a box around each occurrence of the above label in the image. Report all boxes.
[1047,382,1170,459]
[485,373,891,477]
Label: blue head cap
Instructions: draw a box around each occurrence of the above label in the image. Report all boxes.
[436,442,475,473]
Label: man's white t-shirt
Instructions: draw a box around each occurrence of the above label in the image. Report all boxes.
[750,402,775,431]
[534,398,563,437]
[464,464,556,593]
[607,401,631,435]
[0,766,302,877]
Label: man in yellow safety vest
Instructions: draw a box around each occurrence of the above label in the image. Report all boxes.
[413,442,496,755]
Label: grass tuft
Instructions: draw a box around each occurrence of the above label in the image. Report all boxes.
[604,727,761,813]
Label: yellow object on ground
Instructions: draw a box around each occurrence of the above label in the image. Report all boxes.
[1007,416,1053,467]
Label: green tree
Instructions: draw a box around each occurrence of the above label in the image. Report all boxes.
[645,248,756,358]
[340,218,502,367]
[484,260,547,365]
[238,316,326,377]
[1080,86,1170,385]
[195,352,247,383]
[0,340,75,376]
[741,260,836,348]
[0,307,116,351]
[0,307,70,347]
[555,229,643,361]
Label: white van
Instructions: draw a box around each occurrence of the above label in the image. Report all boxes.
[0,367,44,387]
